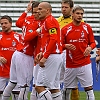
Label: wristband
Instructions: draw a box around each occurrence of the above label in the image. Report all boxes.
[36,28,41,33]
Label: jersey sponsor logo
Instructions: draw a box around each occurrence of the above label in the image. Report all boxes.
[1,47,16,51]
[49,28,57,35]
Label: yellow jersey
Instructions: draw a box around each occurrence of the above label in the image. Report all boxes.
[57,16,72,29]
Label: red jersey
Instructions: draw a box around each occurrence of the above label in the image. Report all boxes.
[0,31,21,78]
[39,15,62,59]
[62,22,96,68]
[16,12,39,56]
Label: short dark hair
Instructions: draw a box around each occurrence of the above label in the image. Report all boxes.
[61,0,74,8]
[32,1,40,14]
[0,15,12,23]
[72,5,84,13]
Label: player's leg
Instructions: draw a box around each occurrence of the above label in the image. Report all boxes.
[85,87,95,100]
[70,87,79,100]
[2,52,17,100]
[12,84,20,100]
[15,51,33,100]
[63,67,78,100]
[50,54,63,100]
[78,63,95,100]
[35,54,63,100]
[0,78,9,99]
[62,88,71,100]
[30,64,40,100]
[30,85,38,100]
[11,91,19,100]
[35,67,52,100]
[18,85,29,100]
[35,86,52,100]
[50,89,62,100]
[2,81,17,100]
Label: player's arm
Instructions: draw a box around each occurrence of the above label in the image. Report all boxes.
[16,0,33,28]
[43,28,57,59]
[23,24,40,42]
[61,27,76,50]
[16,13,27,28]
[84,24,96,56]
[87,24,96,49]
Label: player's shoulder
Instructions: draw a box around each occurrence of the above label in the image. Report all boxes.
[13,31,22,37]
[57,16,63,22]
[45,15,57,24]
[25,15,34,21]
[82,22,91,28]
[62,22,73,30]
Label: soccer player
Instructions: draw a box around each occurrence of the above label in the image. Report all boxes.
[2,1,40,100]
[35,2,63,100]
[0,15,21,100]
[16,1,41,100]
[57,0,80,99]
[61,5,96,100]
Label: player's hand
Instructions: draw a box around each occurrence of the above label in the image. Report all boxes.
[39,57,47,68]
[65,44,76,50]
[83,46,92,56]
[96,56,100,63]
[0,56,7,64]
[36,27,42,33]
[25,0,33,13]
[35,52,43,64]
[96,48,100,56]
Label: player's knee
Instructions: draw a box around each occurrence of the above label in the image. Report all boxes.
[35,86,45,93]
[12,91,19,95]
[72,87,78,90]
[84,86,93,91]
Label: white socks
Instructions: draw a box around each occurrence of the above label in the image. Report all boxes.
[86,90,95,100]
[18,87,29,100]
[2,82,16,100]
[62,88,71,100]
[30,87,38,100]
[11,92,19,100]
[52,91,62,100]
[39,89,52,100]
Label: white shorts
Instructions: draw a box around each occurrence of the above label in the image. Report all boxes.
[36,54,63,89]
[33,64,40,84]
[64,63,93,88]
[60,50,66,83]
[10,51,34,87]
[0,77,19,91]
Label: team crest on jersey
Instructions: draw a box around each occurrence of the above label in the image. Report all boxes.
[49,28,57,34]
[81,31,84,38]
[12,40,16,47]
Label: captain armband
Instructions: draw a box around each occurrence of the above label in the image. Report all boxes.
[49,28,57,35]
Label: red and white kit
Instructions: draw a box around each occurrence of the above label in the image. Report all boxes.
[36,15,63,89]
[62,22,96,88]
